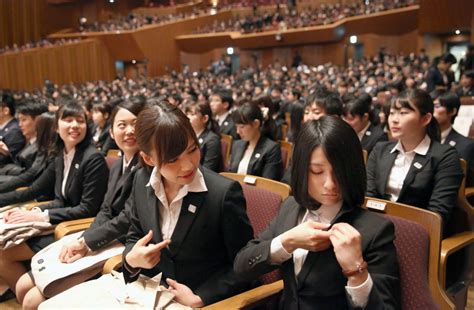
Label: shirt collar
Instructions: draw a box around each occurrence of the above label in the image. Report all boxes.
[64,147,76,161]
[146,166,208,201]
[440,126,452,144]
[216,111,230,126]
[390,135,431,156]
[29,137,37,145]
[308,200,343,223]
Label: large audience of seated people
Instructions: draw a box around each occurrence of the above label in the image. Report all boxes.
[0,39,81,55]
[193,0,417,34]
[0,47,472,308]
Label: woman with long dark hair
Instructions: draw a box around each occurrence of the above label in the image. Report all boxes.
[235,116,400,309]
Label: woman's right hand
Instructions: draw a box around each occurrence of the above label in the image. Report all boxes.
[280,221,332,253]
[125,230,171,269]
[59,238,89,263]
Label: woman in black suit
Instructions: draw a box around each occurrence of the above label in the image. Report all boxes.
[0,101,109,297]
[122,102,253,307]
[229,102,283,180]
[185,101,223,172]
[15,99,146,308]
[91,101,113,151]
[0,112,56,203]
[366,89,463,226]
[235,116,400,309]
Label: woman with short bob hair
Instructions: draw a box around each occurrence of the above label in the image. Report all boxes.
[122,101,253,307]
[235,116,400,309]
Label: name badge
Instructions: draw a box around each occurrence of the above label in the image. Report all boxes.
[198,138,204,144]
[449,140,456,147]
[255,153,261,159]
[223,121,229,126]
[74,163,80,169]
[413,162,423,169]
[188,204,197,213]
[365,131,371,136]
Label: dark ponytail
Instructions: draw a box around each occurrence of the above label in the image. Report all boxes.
[185,102,220,134]
[232,101,277,140]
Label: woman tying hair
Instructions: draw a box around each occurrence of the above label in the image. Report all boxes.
[14,99,146,309]
[366,89,463,227]
[122,101,253,307]
[0,112,56,206]
[0,101,109,297]
[184,101,223,172]
[234,116,400,309]
[229,102,283,180]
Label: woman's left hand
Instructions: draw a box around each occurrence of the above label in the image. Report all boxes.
[165,278,204,308]
[329,223,368,285]
[4,209,48,224]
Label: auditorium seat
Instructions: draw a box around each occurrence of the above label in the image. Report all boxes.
[220,134,233,171]
[279,141,293,171]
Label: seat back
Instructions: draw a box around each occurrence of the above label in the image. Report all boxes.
[279,140,293,171]
[220,173,290,284]
[449,159,474,233]
[280,124,288,141]
[364,197,453,309]
[362,149,368,165]
[220,134,232,171]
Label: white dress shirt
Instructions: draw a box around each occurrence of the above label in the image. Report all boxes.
[122,156,132,174]
[386,135,431,201]
[147,167,207,240]
[440,126,452,144]
[62,148,76,197]
[269,201,373,308]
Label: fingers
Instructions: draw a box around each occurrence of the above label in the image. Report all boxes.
[166,278,178,289]
[148,239,171,253]
[308,221,331,230]
[66,253,84,264]
[136,230,153,247]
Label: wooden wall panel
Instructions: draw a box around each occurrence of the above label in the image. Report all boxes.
[418,0,474,34]
[0,39,114,91]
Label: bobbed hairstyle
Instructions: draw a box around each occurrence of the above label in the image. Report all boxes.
[136,101,198,166]
[54,101,92,152]
[291,116,366,210]
[391,89,440,141]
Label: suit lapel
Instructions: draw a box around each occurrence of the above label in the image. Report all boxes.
[377,148,398,196]
[168,191,206,257]
[248,136,265,172]
[110,155,139,203]
[64,147,84,198]
[147,185,164,243]
[398,152,431,200]
[233,141,247,171]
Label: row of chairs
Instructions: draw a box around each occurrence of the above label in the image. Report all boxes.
[48,169,473,309]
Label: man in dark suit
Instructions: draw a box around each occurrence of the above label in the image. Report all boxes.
[0,93,26,165]
[456,70,474,97]
[210,89,239,139]
[433,91,474,186]
[426,53,457,93]
[0,101,48,176]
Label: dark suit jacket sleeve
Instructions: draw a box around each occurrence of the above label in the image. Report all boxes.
[41,152,109,224]
[427,147,463,223]
[195,181,254,305]
[356,219,400,310]
[0,127,25,164]
[122,175,145,283]
[234,200,288,281]
[261,143,283,181]
[0,158,55,207]
[0,155,45,193]
[201,134,222,172]
[83,195,132,251]
[366,144,381,198]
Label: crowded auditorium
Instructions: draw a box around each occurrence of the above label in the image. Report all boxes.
[0,0,473,309]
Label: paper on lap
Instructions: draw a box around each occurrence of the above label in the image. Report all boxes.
[31,231,125,294]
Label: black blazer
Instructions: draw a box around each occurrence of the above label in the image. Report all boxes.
[219,114,239,140]
[0,156,56,207]
[234,197,400,310]
[123,167,254,305]
[360,123,388,154]
[0,153,47,193]
[0,141,38,176]
[197,130,223,172]
[0,118,26,165]
[456,86,474,97]
[366,140,463,224]
[443,128,474,187]
[39,144,109,224]
[82,154,140,251]
[229,135,283,181]
[93,123,111,151]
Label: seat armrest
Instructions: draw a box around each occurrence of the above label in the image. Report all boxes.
[22,200,52,211]
[440,231,474,289]
[103,255,123,274]
[203,280,284,309]
[54,217,95,240]
[466,187,474,199]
